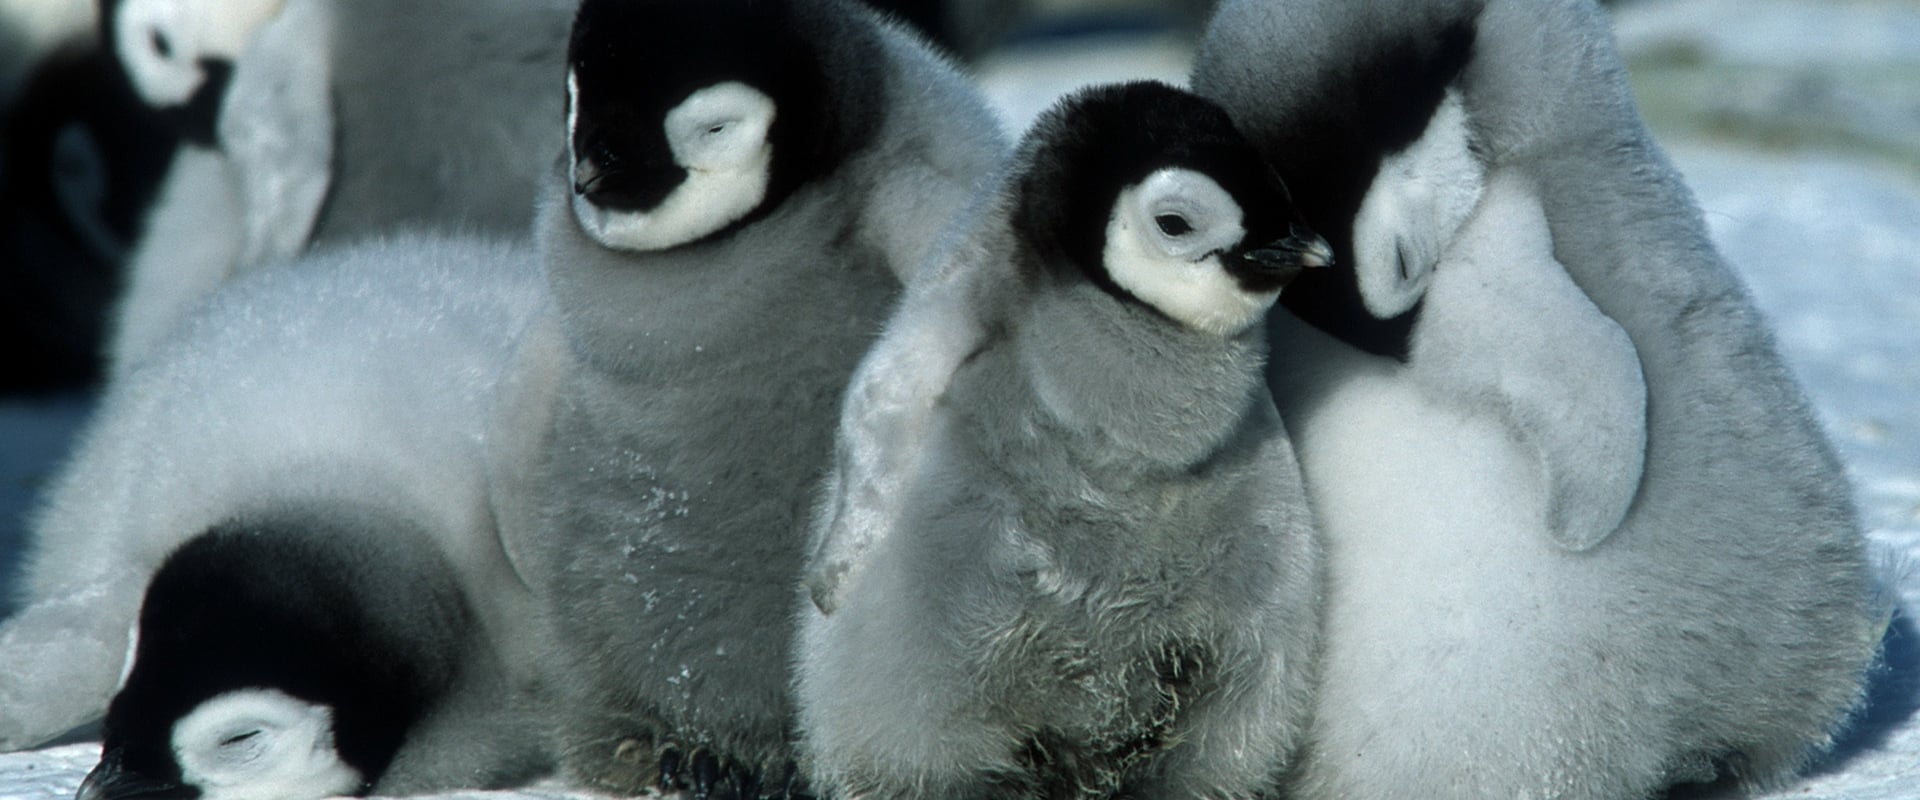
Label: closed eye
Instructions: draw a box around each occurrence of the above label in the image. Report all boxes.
[706,122,730,136]
[219,730,261,748]
[1155,214,1193,237]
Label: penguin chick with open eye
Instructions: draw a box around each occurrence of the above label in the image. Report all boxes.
[0,233,555,776]
[1191,0,1884,796]
[75,509,510,800]
[796,81,1327,800]
[510,0,1006,796]
[102,0,574,377]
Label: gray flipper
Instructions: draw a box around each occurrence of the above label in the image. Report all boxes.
[1414,171,1647,551]
[805,252,984,615]
[219,0,333,268]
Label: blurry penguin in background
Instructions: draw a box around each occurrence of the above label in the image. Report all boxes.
[0,4,175,392]
[510,0,1005,794]
[0,232,555,776]
[101,0,573,376]
[796,81,1326,800]
[1191,0,1884,796]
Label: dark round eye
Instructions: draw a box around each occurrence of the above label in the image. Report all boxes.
[151,30,173,60]
[1155,214,1193,237]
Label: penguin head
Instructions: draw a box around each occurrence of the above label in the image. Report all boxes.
[101,0,284,146]
[79,521,464,800]
[1192,0,1484,358]
[564,0,847,253]
[82,690,363,800]
[1012,81,1331,337]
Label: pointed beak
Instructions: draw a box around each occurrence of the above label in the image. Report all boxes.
[1232,223,1335,291]
[571,153,686,212]
[75,749,195,800]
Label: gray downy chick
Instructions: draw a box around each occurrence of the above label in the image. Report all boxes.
[797,81,1327,800]
[1191,0,1886,796]
[508,0,1006,795]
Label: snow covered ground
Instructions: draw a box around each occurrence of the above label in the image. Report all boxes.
[3,0,1917,797]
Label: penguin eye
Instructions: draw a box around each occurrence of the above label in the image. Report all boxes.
[219,730,262,748]
[706,122,729,136]
[150,30,173,60]
[1155,214,1193,237]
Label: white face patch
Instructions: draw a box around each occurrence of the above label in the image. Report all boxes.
[571,81,776,252]
[1101,168,1278,336]
[1350,89,1486,319]
[171,689,363,800]
[113,0,286,108]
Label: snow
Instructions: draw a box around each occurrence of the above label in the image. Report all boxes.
[3,0,1918,797]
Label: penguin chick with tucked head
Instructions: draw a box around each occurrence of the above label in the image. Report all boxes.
[796,81,1326,800]
[76,512,490,800]
[1191,0,1884,796]
[512,0,1006,796]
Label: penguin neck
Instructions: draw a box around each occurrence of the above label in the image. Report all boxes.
[989,280,1271,481]
[539,174,897,383]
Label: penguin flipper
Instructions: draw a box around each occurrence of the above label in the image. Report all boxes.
[805,253,983,615]
[219,0,333,268]
[1416,171,1646,551]
[0,569,145,751]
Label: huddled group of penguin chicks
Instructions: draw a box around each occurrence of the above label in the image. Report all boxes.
[0,0,1893,798]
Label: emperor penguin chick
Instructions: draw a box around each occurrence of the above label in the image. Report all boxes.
[513,0,1005,795]
[103,0,574,375]
[796,81,1328,800]
[0,233,551,766]
[78,510,530,800]
[1191,0,1884,796]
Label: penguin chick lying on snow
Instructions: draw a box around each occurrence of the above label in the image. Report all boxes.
[102,0,573,376]
[0,233,555,790]
[1191,0,1885,796]
[797,81,1328,800]
[77,508,527,800]
[507,0,1006,796]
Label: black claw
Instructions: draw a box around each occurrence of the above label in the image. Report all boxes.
[658,747,684,791]
[727,766,757,800]
[692,750,720,798]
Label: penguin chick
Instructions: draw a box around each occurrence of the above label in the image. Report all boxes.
[1191,0,1884,796]
[0,232,554,775]
[796,80,1326,800]
[103,0,574,377]
[75,508,491,800]
[511,0,1007,796]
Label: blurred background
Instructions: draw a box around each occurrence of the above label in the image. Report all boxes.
[0,0,1915,795]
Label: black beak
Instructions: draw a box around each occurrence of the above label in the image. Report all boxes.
[76,749,196,800]
[1232,223,1335,291]
[571,154,686,212]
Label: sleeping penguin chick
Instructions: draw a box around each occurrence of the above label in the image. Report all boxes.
[0,233,555,777]
[509,0,1006,795]
[1191,0,1884,796]
[796,81,1327,800]
[75,509,516,800]
[103,0,574,377]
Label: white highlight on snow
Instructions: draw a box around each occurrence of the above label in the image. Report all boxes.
[171,689,362,800]
[1350,90,1485,319]
[1103,167,1277,336]
[111,0,285,107]
[571,80,776,252]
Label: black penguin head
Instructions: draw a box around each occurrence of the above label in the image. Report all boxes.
[80,522,463,800]
[564,0,850,253]
[100,0,282,146]
[1011,81,1332,337]
[1194,4,1482,358]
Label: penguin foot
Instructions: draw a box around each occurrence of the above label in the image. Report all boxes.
[598,737,812,800]
[656,746,814,800]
